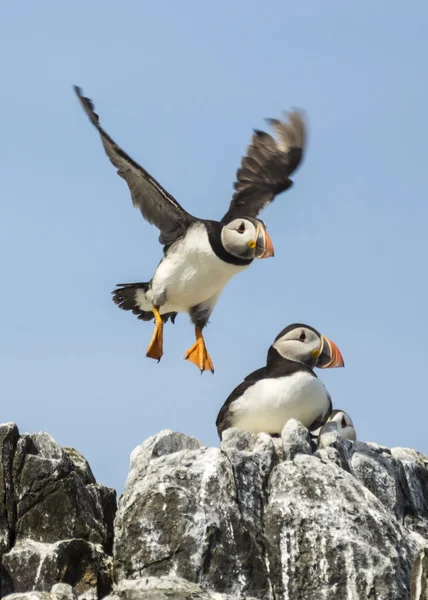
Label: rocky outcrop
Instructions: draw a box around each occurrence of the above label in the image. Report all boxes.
[2,421,428,599]
[0,423,116,599]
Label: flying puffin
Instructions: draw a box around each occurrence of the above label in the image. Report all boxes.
[216,324,344,437]
[74,86,305,373]
[314,409,357,442]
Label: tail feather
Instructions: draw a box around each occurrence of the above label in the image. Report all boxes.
[112,283,177,324]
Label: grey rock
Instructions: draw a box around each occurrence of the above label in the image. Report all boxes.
[2,539,112,599]
[411,546,428,599]
[113,427,428,600]
[4,583,76,600]
[4,423,428,600]
[265,453,413,599]
[0,424,116,599]
[51,584,76,600]
[220,429,277,598]
[114,430,257,597]
[317,420,341,448]
[0,423,19,554]
[392,447,428,535]
[3,594,53,600]
[62,448,96,485]
[349,442,411,520]
[104,576,237,599]
[12,432,110,547]
[281,418,312,460]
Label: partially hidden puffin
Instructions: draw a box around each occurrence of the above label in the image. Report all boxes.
[216,324,344,437]
[74,86,306,373]
[314,409,357,441]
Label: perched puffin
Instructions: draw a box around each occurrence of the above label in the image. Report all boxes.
[216,324,344,437]
[74,86,305,373]
[314,409,357,441]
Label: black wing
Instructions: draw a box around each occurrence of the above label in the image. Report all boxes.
[216,367,267,438]
[222,111,306,223]
[74,86,195,245]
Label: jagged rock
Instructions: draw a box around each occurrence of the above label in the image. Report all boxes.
[3,422,428,600]
[265,453,413,599]
[112,427,428,600]
[114,429,257,596]
[0,424,116,599]
[2,539,112,599]
[12,432,108,546]
[349,442,411,521]
[0,423,20,555]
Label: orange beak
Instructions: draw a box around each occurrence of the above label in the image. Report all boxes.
[255,225,275,259]
[317,335,345,368]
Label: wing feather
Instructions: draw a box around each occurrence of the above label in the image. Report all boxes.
[74,86,194,245]
[222,110,306,222]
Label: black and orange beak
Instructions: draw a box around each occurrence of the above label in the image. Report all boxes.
[317,335,345,368]
[254,225,275,259]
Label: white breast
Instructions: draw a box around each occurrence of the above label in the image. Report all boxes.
[230,371,330,434]
[150,223,248,313]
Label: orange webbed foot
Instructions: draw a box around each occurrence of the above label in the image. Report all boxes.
[146,307,164,362]
[184,327,214,374]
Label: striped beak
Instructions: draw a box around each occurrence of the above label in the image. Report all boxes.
[254,225,275,259]
[317,335,345,368]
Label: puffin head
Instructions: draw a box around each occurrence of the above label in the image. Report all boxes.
[271,323,345,370]
[220,217,274,260]
[325,410,356,441]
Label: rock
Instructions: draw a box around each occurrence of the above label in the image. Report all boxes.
[12,432,107,546]
[4,582,76,600]
[265,453,413,599]
[349,442,411,520]
[113,427,428,599]
[221,429,277,598]
[281,418,312,460]
[0,424,116,599]
[317,420,341,448]
[62,448,96,485]
[392,448,428,535]
[104,576,237,599]
[114,429,259,597]
[3,422,428,600]
[0,423,20,554]
[51,584,77,600]
[411,546,428,599]
[2,539,112,599]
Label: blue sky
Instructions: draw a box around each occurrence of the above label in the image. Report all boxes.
[1,1,427,493]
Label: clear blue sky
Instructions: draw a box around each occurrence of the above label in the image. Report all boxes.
[1,1,427,493]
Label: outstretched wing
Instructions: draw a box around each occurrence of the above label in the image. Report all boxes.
[74,86,195,245]
[222,111,306,222]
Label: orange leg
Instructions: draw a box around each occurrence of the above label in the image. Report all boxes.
[184,326,214,374]
[146,307,164,362]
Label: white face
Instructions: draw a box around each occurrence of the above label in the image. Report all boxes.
[330,410,353,428]
[273,326,322,366]
[329,410,356,440]
[221,218,258,259]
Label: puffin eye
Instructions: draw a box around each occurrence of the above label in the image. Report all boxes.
[299,331,306,342]
[341,415,347,428]
[237,222,245,233]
